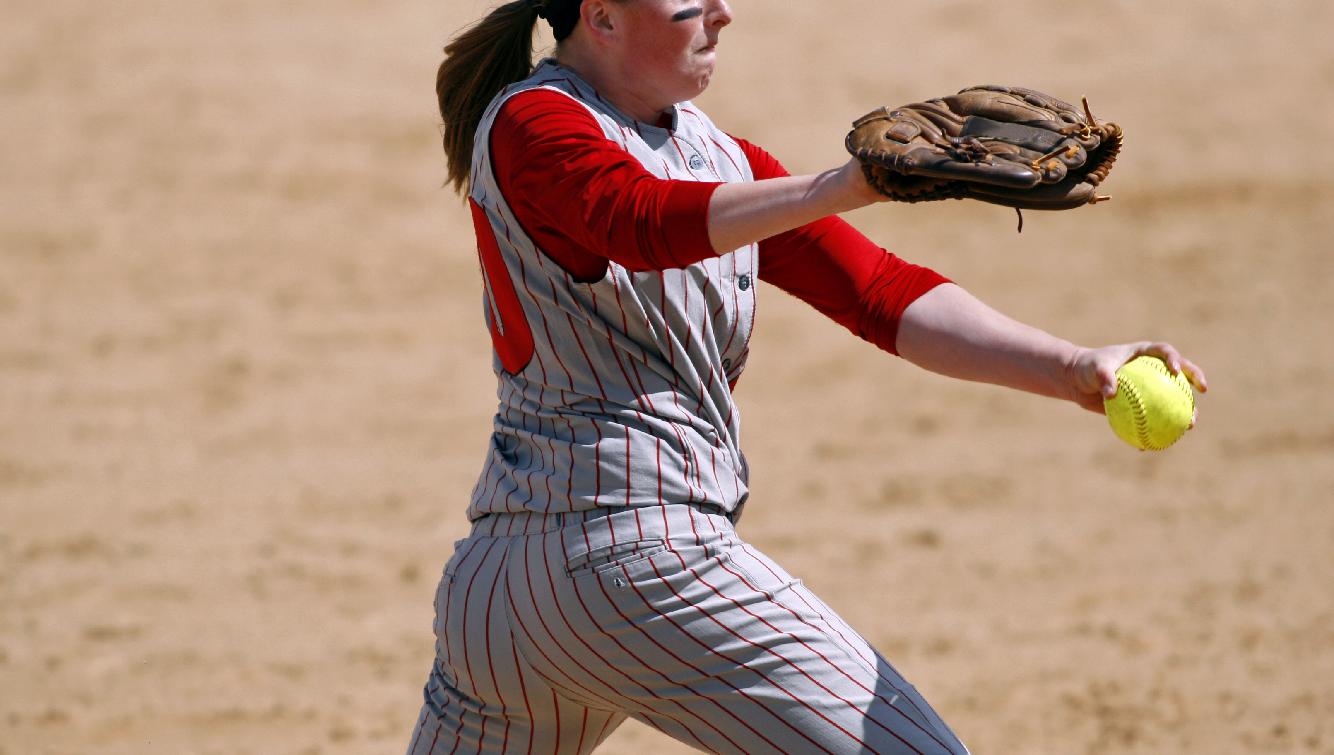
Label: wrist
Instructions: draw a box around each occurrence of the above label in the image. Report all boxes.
[834,158,882,209]
[1061,346,1089,402]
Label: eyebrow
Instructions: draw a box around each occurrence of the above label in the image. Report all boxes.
[671,6,703,21]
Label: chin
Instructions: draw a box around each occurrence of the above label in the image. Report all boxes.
[693,64,715,93]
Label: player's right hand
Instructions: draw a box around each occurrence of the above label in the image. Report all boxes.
[1066,341,1208,417]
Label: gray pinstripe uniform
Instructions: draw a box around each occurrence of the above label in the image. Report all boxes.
[407,60,971,755]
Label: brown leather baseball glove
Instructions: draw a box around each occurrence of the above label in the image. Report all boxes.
[846,85,1123,222]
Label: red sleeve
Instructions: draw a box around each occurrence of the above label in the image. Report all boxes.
[490,89,720,281]
[733,137,951,356]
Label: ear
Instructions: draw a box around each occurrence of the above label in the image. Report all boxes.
[578,0,620,44]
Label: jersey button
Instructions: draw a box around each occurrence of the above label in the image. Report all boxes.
[723,358,732,371]
[738,274,751,291]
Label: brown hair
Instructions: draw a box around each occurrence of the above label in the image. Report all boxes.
[437,1,543,195]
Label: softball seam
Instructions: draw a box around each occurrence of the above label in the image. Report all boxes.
[1116,373,1151,449]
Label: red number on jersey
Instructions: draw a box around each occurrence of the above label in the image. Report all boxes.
[469,198,534,374]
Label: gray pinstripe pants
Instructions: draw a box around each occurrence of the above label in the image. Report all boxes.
[406,504,970,755]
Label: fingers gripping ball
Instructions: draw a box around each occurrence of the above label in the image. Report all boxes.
[1104,356,1196,450]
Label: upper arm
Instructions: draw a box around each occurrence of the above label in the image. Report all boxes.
[757,216,949,355]
[490,89,719,273]
[729,135,792,181]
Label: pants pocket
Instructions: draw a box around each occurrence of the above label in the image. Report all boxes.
[564,538,667,577]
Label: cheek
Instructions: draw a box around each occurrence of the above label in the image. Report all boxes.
[629,19,712,88]
[649,24,703,63]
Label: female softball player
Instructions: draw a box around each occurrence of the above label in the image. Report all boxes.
[407,1,1207,753]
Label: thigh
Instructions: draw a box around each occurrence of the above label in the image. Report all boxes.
[508,506,970,755]
[727,543,973,755]
[407,535,625,755]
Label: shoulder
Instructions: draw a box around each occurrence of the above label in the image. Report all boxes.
[716,131,789,181]
[495,88,603,139]
[486,60,620,143]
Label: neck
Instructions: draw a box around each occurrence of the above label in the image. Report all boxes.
[554,46,669,124]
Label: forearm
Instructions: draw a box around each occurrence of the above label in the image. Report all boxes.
[707,159,881,253]
[895,283,1084,402]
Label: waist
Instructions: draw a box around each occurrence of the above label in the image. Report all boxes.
[469,502,738,538]
[467,423,751,519]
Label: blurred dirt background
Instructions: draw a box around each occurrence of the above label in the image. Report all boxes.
[2,0,1332,753]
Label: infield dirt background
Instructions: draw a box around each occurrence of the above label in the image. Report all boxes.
[3,1,1332,754]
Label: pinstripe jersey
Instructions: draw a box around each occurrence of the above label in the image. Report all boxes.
[466,59,757,520]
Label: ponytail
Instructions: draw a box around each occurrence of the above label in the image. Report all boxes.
[437,1,542,195]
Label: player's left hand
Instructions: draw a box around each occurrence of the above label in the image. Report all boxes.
[838,156,894,205]
[1066,341,1208,417]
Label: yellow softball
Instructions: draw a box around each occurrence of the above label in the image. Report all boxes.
[1104,356,1195,450]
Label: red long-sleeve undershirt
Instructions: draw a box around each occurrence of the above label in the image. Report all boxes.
[489,89,949,356]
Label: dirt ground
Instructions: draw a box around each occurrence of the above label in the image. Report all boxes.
[2,1,1332,753]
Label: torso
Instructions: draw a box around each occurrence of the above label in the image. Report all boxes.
[466,59,757,519]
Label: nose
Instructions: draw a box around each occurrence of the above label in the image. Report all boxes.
[708,0,733,28]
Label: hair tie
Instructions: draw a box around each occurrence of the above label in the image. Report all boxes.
[530,0,583,41]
